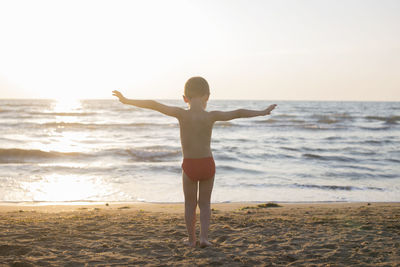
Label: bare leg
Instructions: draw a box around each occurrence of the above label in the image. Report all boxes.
[198,176,214,247]
[182,171,198,247]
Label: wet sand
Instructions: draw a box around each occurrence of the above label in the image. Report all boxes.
[0,202,399,266]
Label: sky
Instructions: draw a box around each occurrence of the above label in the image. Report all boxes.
[0,0,399,101]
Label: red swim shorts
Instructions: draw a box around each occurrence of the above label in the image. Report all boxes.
[182,157,216,182]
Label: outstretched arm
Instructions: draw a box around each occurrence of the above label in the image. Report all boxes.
[112,90,183,118]
[211,104,277,122]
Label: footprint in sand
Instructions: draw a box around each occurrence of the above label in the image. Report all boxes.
[214,235,228,243]
[0,244,31,256]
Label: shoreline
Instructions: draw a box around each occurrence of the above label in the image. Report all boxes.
[1,201,398,213]
[1,201,399,214]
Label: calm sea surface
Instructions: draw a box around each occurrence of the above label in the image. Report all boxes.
[0,99,399,203]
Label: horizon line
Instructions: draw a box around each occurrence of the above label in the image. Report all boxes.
[0,98,399,102]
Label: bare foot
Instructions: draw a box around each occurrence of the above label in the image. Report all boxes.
[199,240,212,248]
[184,238,196,248]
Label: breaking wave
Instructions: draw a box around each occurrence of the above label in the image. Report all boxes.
[41,122,177,129]
[0,147,181,163]
[0,148,84,163]
[365,116,400,124]
[229,182,384,191]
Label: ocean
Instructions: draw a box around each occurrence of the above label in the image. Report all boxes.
[0,99,399,203]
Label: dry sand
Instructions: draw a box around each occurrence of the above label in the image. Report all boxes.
[0,202,399,266]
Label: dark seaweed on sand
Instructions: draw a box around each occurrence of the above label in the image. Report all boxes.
[240,202,282,210]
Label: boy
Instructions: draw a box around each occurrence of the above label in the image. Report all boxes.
[112,77,276,248]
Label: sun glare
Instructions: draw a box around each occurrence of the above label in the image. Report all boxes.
[23,174,107,202]
[30,98,86,153]
[52,98,82,113]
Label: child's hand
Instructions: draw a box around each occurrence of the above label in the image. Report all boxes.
[264,104,277,115]
[112,90,127,104]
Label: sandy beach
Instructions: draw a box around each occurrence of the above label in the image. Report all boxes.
[0,202,399,266]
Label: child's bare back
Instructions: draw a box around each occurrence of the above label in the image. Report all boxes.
[112,76,276,248]
[179,105,213,159]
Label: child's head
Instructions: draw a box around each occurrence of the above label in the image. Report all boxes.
[184,76,210,100]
